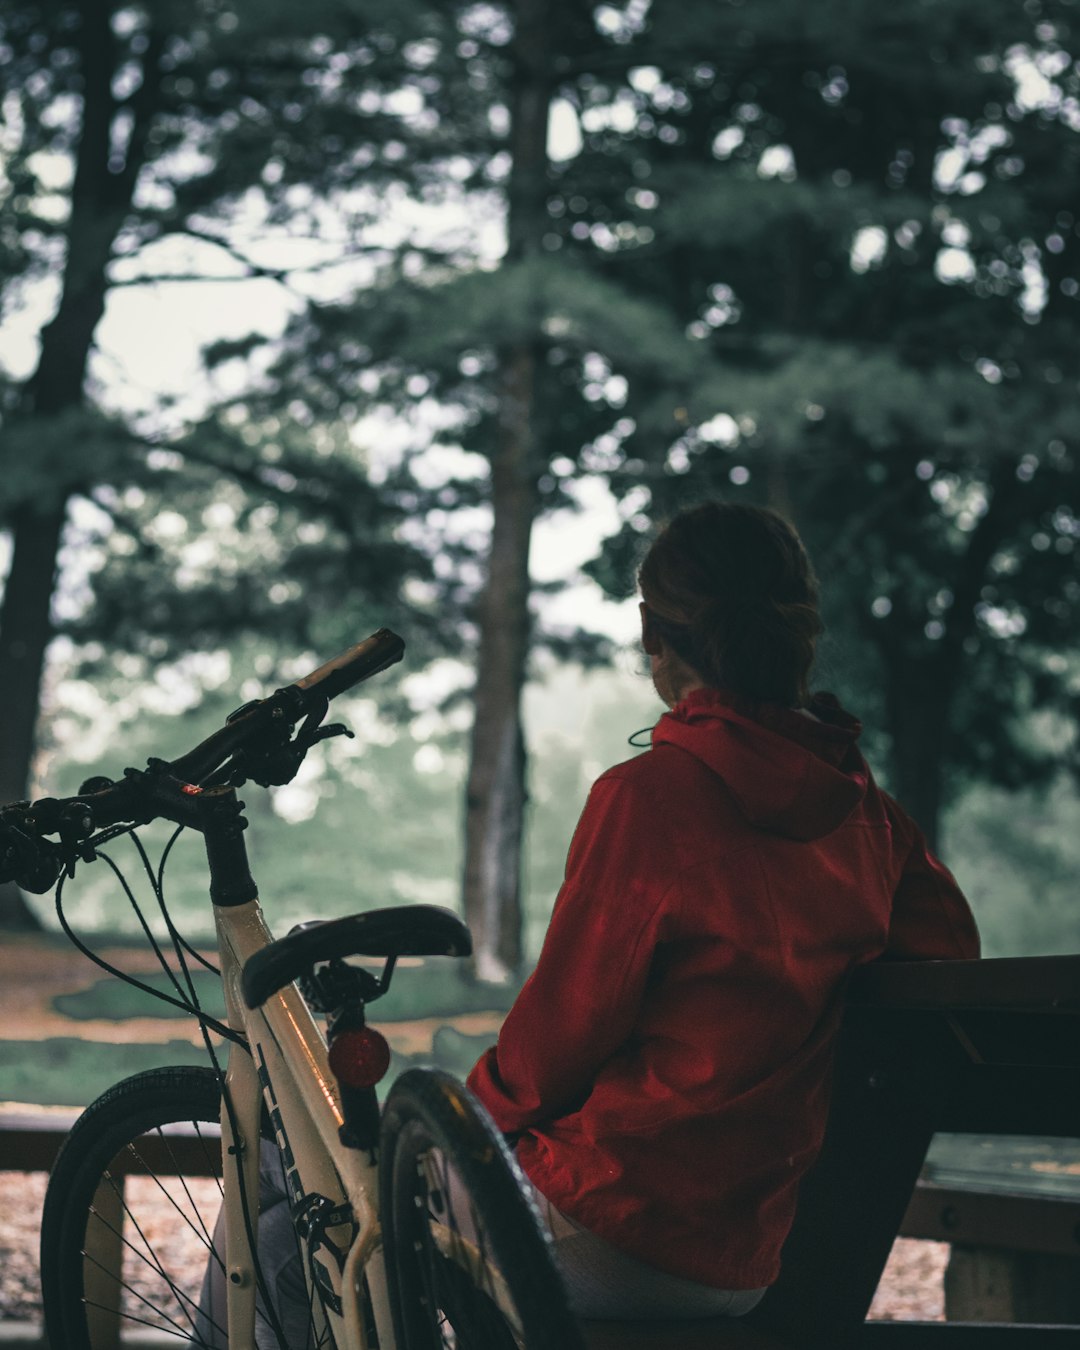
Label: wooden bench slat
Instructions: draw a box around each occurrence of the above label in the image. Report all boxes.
[900,1184,1080,1259]
[849,956,1080,1013]
[581,1318,784,1349]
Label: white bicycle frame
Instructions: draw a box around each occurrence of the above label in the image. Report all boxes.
[212,896,397,1350]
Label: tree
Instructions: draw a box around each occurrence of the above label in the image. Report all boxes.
[19,0,1078,964]
[583,0,1080,851]
[221,0,720,978]
[0,0,487,925]
[459,0,553,980]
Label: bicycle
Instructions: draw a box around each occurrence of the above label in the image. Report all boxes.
[0,629,585,1350]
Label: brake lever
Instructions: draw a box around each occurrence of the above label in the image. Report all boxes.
[227,715,354,790]
[310,723,355,746]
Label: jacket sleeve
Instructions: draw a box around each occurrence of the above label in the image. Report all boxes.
[467,773,670,1136]
[882,796,980,960]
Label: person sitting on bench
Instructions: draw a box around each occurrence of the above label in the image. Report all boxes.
[468,501,980,1321]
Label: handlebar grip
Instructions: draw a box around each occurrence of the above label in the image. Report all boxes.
[287,629,405,708]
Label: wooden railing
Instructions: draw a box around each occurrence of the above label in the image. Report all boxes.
[1,1109,222,1350]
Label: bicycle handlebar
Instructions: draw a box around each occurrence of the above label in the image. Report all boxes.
[0,629,405,890]
[290,630,405,704]
[168,628,405,785]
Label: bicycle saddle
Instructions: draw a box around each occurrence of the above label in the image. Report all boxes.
[242,904,473,1008]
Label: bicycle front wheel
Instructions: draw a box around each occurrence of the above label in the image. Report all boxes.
[40,1065,232,1350]
[379,1068,585,1350]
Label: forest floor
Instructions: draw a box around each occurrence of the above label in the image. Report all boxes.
[0,1169,948,1326]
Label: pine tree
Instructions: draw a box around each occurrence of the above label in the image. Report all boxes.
[229,0,716,977]
[585,0,1080,850]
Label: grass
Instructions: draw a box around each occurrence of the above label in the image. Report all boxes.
[53,956,519,1023]
[0,1037,212,1107]
[0,1026,496,1109]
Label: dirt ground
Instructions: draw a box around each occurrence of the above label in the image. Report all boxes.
[0,1166,947,1324]
[0,934,198,1046]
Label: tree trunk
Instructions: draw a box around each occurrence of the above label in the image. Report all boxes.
[461,0,552,981]
[883,656,949,853]
[877,462,1019,860]
[0,507,68,927]
[0,1,160,928]
[463,346,542,980]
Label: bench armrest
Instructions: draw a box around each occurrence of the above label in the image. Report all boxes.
[848,954,1080,1013]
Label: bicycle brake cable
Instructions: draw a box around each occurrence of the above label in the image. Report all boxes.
[54,837,244,1047]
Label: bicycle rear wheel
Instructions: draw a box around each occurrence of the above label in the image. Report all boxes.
[379,1068,585,1350]
[39,1065,283,1350]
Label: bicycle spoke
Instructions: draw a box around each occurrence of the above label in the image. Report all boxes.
[81,1296,221,1345]
[81,1150,231,1345]
[83,1204,214,1342]
[153,1124,224,1256]
[81,1248,215,1343]
[120,1140,220,1259]
[104,1162,214,1302]
[95,1175,200,1312]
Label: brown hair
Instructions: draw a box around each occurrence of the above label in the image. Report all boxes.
[638,502,822,707]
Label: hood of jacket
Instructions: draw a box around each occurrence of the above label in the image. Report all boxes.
[651,687,868,842]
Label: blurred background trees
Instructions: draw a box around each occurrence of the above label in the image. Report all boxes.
[2,0,1080,967]
[0,0,478,924]
[584,0,1080,850]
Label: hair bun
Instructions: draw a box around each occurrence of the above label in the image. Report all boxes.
[638,503,821,706]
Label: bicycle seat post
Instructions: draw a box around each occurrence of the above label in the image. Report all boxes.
[301,961,392,1161]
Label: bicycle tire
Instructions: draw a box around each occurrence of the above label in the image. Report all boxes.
[39,1064,284,1350]
[379,1067,585,1350]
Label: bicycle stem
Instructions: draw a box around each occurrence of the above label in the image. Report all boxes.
[194,786,259,908]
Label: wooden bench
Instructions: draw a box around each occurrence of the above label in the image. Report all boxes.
[903,1134,1080,1324]
[582,954,1080,1348]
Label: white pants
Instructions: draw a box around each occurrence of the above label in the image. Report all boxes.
[482,1169,766,1321]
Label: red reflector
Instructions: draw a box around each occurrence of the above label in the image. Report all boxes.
[328,1026,392,1088]
[181,784,203,795]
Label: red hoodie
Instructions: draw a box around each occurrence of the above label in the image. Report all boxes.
[467,688,979,1290]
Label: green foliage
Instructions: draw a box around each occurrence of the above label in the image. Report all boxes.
[579,0,1080,843]
[35,680,467,941]
[6,0,1080,931]
[30,656,659,951]
[67,438,458,667]
[948,778,1080,957]
[342,256,705,384]
[1,409,138,516]
[54,956,516,1022]
[0,0,507,682]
